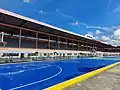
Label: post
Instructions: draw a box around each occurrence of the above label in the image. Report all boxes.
[36,32,38,49]
[66,39,67,50]
[1,32,4,42]
[48,35,50,49]
[57,37,59,49]
[78,41,79,51]
[19,28,22,48]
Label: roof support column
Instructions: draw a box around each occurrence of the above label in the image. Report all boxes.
[86,43,88,51]
[81,42,83,51]
[72,42,74,50]
[48,35,50,49]
[57,37,59,49]
[78,41,79,51]
[66,39,68,50]
[36,32,38,49]
[19,28,22,48]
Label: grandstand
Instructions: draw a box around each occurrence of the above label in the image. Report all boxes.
[0,8,120,61]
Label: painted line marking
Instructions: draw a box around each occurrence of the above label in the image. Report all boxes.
[9,65,62,90]
[0,64,50,75]
[0,60,44,66]
[45,62,120,90]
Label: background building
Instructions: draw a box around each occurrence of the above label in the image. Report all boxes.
[0,8,120,60]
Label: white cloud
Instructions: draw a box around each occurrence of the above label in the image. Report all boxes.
[100,36,110,41]
[36,8,120,45]
[69,21,80,27]
[94,36,99,40]
[23,0,31,3]
[114,6,120,13]
[94,29,120,46]
[113,28,120,40]
[56,8,75,20]
[37,8,120,33]
[38,10,48,15]
[36,8,120,46]
[39,10,44,14]
[96,30,101,35]
[83,29,120,46]
[86,26,113,31]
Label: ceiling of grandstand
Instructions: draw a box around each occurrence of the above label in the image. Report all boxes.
[0,10,113,48]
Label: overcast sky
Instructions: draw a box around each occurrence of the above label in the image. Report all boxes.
[1,0,120,46]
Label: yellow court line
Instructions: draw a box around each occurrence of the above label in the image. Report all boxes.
[45,62,120,90]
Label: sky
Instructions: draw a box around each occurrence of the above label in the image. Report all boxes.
[0,0,120,46]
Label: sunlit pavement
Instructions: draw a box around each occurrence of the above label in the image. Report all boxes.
[65,64,120,90]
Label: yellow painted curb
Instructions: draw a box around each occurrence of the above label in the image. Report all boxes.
[45,62,120,90]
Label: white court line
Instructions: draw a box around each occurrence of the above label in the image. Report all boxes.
[0,64,51,75]
[9,65,62,90]
[0,60,44,66]
[0,58,66,66]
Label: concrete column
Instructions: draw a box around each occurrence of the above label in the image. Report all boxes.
[19,28,22,48]
[78,41,79,51]
[36,32,38,49]
[66,39,67,50]
[57,37,59,49]
[48,35,50,49]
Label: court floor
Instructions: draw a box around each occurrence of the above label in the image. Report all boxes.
[0,58,119,90]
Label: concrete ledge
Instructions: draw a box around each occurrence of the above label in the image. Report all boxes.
[45,62,120,90]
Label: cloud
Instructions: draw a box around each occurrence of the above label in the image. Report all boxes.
[39,10,44,14]
[37,8,120,46]
[56,8,75,20]
[69,21,80,27]
[114,6,120,13]
[94,28,120,46]
[38,8,83,28]
[38,10,48,15]
[113,28,120,40]
[86,25,120,32]
[99,36,115,45]
[100,36,110,41]
[86,26,112,31]
[38,8,76,20]
[96,30,101,35]
[94,36,99,40]
[23,0,31,3]
[38,8,120,33]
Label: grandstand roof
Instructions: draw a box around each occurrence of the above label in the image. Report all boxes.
[0,8,113,47]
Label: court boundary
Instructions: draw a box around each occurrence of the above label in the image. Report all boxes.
[9,65,62,90]
[45,62,120,90]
